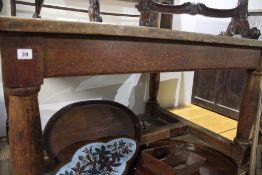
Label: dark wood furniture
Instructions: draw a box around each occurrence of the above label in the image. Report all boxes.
[136,0,260,39]
[136,140,238,175]
[0,17,262,175]
[136,0,261,119]
[136,2,261,171]
[192,15,262,120]
[135,0,261,121]
[43,100,141,164]
[140,145,207,175]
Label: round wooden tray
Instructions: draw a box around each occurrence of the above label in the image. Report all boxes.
[134,140,237,175]
[43,100,141,163]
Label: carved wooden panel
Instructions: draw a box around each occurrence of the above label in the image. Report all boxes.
[192,70,247,120]
[193,70,220,104]
[217,70,247,111]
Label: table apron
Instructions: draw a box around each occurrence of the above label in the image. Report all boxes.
[44,38,261,77]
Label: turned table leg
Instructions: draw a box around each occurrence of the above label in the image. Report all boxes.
[139,9,160,117]
[1,34,44,174]
[141,0,174,117]
[7,86,44,175]
[146,73,160,116]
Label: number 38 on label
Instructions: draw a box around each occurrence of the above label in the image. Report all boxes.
[17,49,33,60]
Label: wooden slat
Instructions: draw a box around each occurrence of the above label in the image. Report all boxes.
[141,122,188,144]
[168,104,237,139]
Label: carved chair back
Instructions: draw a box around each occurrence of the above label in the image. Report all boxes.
[136,0,260,39]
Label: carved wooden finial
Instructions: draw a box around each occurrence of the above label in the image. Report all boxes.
[225,17,261,39]
[88,0,102,22]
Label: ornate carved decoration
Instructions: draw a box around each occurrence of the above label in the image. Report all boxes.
[222,0,260,39]
[89,0,102,22]
[136,0,241,17]
[139,12,158,27]
[225,18,261,39]
[138,0,162,27]
[136,0,150,12]
[136,0,261,39]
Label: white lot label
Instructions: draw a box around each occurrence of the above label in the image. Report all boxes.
[17,49,33,60]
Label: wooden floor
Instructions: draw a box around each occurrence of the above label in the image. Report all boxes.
[168,104,237,141]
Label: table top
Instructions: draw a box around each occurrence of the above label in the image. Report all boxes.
[0,16,261,88]
[0,16,262,48]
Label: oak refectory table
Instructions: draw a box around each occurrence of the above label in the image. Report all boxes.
[0,17,262,175]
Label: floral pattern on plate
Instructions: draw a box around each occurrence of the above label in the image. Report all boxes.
[56,138,137,175]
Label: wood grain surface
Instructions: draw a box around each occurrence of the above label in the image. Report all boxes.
[7,86,44,175]
[0,17,262,47]
[43,100,141,164]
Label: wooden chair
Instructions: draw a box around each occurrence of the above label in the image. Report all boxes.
[32,0,102,21]
[43,100,141,166]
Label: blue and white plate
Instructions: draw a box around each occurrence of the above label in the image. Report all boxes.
[56,137,138,175]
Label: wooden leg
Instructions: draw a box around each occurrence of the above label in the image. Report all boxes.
[33,0,44,18]
[146,73,160,116]
[88,0,102,22]
[10,0,16,16]
[144,1,173,117]
[235,70,261,144]
[7,86,44,175]
[139,8,160,117]
[3,87,9,141]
